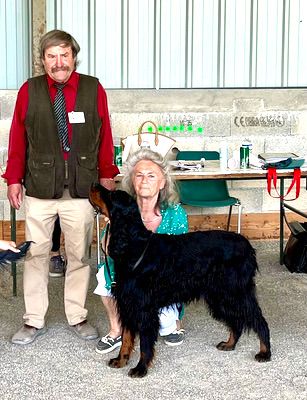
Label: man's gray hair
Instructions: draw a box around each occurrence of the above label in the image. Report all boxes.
[39,29,80,69]
[121,148,179,207]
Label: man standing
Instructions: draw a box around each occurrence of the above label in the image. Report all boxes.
[3,30,119,345]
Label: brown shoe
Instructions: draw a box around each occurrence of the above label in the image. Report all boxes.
[11,324,47,345]
[70,320,98,340]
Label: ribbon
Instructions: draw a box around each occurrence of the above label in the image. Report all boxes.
[267,167,301,201]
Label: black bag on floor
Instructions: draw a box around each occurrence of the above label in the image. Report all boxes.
[283,221,307,273]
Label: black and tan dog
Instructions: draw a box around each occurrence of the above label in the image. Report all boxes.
[90,183,271,378]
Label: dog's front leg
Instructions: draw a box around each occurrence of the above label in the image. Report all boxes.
[128,315,159,378]
[128,334,156,378]
[108,328,135,369]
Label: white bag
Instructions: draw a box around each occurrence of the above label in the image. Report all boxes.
[122,121,176,162]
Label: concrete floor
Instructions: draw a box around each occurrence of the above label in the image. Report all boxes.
[1,240,307,400]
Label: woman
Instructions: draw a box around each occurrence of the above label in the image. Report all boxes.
[94,148,188,354]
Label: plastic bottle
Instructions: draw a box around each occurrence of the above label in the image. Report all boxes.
[240,139,252,168]
[220,142,228,170]
[243,139,253,153]
[114,138,123,166]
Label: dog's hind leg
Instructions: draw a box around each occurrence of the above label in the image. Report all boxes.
[216,305,271,361]
[108,328,135,369]
[252,312,271,362]
[206,296,243,352]
[216,325,243,352]
[243,295,271,362]
[216,298,271,362]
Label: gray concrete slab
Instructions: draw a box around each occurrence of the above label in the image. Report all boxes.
[1,241,307,400]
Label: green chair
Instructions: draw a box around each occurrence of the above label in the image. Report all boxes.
[176,150,242,233]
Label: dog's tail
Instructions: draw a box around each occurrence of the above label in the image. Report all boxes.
[0,241,33,268]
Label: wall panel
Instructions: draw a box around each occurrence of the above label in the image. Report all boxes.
[2,0,307,89]
[0,0,30,89]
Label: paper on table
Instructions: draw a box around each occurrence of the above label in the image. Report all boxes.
[249,154,263,168]
[258,153,299,163]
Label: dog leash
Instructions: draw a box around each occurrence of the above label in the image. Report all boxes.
[99,220,117,288]
[131,232,153,271]
[99,217,153,282]
[95,212,101,265]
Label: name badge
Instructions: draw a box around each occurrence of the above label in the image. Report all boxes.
[68,111,85,124]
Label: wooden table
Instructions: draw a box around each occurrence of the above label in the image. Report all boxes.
[117,160,307,181]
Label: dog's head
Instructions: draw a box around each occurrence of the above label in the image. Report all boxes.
[89,183,113,219]
[89,183,138,222]
[89,183,145,260]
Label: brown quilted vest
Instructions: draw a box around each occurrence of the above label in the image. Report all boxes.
[24,74,101,199]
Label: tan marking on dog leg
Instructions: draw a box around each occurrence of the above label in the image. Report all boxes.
[255,340,271,362]
[260,340,267,353]
[216,330,237,351]
[108,329,135,368]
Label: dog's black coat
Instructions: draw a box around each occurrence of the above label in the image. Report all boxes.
[0,241,32,269]
[90,184,271,378]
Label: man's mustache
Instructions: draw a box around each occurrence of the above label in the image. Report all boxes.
[51,66,70,73]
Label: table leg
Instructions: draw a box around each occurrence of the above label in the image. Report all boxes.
[279,178,285,265]
[10,206,17,296]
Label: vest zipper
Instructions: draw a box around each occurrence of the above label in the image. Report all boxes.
[64,160,69,184]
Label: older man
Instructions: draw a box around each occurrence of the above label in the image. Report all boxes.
[3,29,119,345]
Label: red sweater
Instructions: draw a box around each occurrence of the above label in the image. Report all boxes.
[2,71,119,185]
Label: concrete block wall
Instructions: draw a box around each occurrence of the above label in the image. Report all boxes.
[1,87,307,221]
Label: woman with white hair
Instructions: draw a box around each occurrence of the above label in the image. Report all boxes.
[94,148,188,353]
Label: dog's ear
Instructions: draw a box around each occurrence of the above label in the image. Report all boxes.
[89,183,112,219]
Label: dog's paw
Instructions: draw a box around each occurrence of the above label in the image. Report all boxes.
[128,365,148,378]
[255,351,271,362]
[108,357,128,369]
[216,341,235,351]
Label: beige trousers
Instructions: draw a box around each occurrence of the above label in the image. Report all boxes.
[23,190,95,328]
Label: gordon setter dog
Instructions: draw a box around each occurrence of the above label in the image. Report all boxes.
[0,241,32,269]
[89,183,271,378]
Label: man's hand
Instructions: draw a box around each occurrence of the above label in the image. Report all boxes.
[100,178,116,191]
[7,183,23,210]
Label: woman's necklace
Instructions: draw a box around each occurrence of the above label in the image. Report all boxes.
[141,215,162,223]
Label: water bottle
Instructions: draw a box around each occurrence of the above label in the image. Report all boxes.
[114,138,123,166]
[240,139,252,169]
[220,142,228,170]
[243,139,253,153]
[240,141,249,169]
